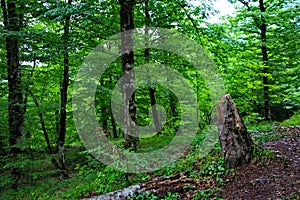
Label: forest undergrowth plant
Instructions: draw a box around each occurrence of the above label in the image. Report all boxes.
[131,191,179,200]
[248,121,287,145]
[280,111,300,126]
[193,188,223,200]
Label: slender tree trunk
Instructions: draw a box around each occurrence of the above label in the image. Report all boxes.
[109,76,118,138]
[1,0,24,189]
[30,91,60,169]
[58,0,72,174]
[169,93,178,121]
[259,0,271,121]
[144,0,161,135]
[238,0,271,121]
[24,57,60,168]
[100,79,108,131]
[55,109,59,152]
[119,0,139,151]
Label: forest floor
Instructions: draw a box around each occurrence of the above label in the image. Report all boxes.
[2,124,299,200]
[87,126,300,200]
[219,126,300,200]
[167,126,300,200]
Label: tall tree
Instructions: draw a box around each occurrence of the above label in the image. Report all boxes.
[1,0,24,188]
[239,0,271,120]
[119,0,139,151]
[219,0,299,121]
[58,0,72,174]
[144,0,162,135]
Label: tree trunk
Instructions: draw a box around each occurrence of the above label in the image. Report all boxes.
[30,91,60,169]
[109,76,118,138]
[144,0,161,135]
[217,94,253,168]
[238,0,271,121]
[119,0,139,151]
[100,79,108,132]
[259,0,271,121]
[1,0,24,188]
[58,0,72,174]
[168,92,178,132]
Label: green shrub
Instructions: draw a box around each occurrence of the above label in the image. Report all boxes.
[280,111,300,126]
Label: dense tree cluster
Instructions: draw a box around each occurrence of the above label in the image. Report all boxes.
[0,0,298,197]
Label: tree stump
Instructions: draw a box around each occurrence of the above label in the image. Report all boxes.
[217,94,253,168]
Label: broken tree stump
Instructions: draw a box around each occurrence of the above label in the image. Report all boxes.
[217,94,253,168]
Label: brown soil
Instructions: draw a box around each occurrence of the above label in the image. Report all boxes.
[220,126,300,200]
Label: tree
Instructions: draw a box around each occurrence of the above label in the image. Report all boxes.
[119,0,139,151]
[57,0,72,174]
[1,0,24,188]
[144,0,162,135]
[220,0,299,121]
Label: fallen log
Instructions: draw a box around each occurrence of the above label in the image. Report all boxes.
[83,173,194,200]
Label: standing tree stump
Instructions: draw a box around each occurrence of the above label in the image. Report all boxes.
[217,94,253,168]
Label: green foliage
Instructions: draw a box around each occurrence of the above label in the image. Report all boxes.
[249,121,286,145]
[131,191,179,200]
[193,189,222,200]
[248,121,274,133]
[252,147,274,161]
[131,192,159,200]
[0,0,299,198]
[280,111,300,126]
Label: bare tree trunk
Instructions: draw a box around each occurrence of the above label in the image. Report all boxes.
[29,91,60,169]
[259,0,271,121]
[109,76,118,138]
[119,0,139,151]
[100,79,108,132]
[144,0,161,135]
[217,94,253,168]
[58,0,72,175]
[1,0,24,189]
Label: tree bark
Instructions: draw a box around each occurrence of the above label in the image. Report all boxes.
[100,79,108,132]
[109,76,118,138]
[217,94,253,168]
[144,0,161,135]
[259,0,271,121]
[58,0,72,174]
[1,0,24,188]
[119,0,139,151]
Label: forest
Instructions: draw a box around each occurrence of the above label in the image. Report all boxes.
[0,0,299,199]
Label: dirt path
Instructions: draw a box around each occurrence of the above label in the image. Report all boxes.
[220,127,300,200]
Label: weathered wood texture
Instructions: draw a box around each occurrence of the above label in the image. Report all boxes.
[84,173,194,200]
[217,94,253,168]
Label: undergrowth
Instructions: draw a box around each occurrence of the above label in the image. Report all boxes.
[0,132,227,200]
[280,111,300,126]
[3,113,298,200]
